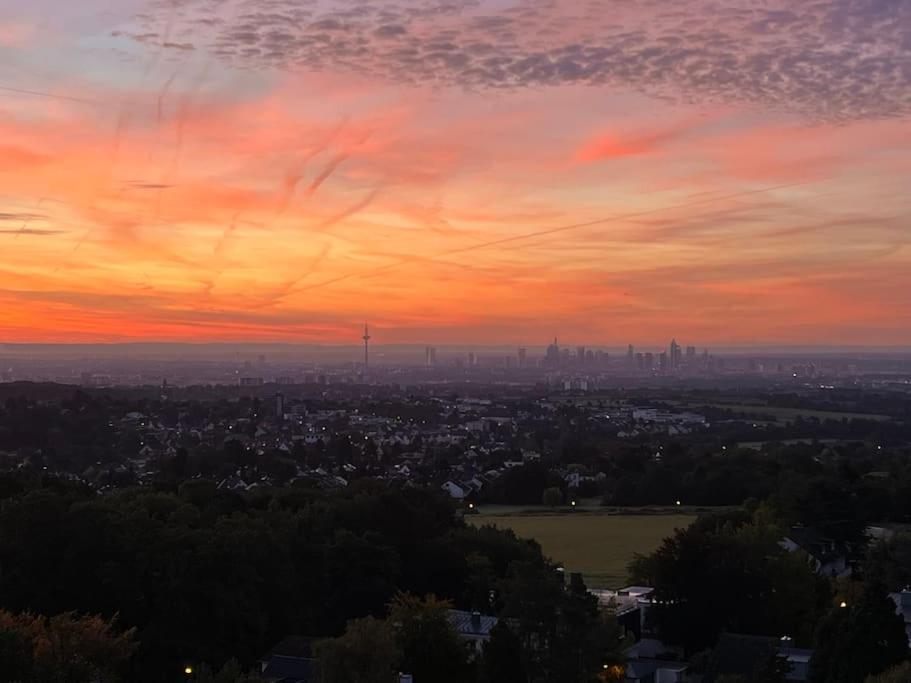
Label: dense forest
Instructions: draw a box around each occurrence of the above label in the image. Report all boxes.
[0,475,621,682]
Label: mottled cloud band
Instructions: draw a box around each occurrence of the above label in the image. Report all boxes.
[123,0,911,121]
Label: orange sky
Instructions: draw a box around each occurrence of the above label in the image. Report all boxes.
[1,0,910,345]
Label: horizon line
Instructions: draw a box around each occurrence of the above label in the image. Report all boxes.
[2,342,911,352]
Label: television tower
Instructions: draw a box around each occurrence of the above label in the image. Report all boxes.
[362,323,371,368]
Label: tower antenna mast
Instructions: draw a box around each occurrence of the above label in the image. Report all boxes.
[362,324,371,368]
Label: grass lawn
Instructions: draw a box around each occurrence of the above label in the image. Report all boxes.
[737,437,842,450]
[691,402,890,423]
[469,511,695,589]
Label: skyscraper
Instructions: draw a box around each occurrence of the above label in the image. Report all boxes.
[577,346,586,366]
[362,323,371,368]
[425,347,437,367]
[545,338,560,366]
[627,344,635,365]
[669,339,682,369]
[518,347,527,368]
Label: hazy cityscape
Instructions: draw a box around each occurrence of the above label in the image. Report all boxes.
[5,338,911,390]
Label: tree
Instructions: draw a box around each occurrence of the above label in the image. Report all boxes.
[542,488,564,508]
[464,553,497,611]
[865,661,911,683]
[314,617,400,683]
[866,532,911,589]
[499,560,566,679]
[751,650,792,683]
[0,610,137,683]
[388,594,471,683]
[810,580,909,683]
[549,574,623,683]
[0,627,34,682]
[479,621,526,683]
[629,514,827,653]
[483,463,563,505]
[500,561,625,683]
[0,479,563,682]
[179,479,217,508]
[194,659,263,683]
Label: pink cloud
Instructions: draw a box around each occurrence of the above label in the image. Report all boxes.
[0,20,34,47]
[0,48,909,344]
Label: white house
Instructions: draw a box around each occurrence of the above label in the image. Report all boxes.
[441,480,468,500]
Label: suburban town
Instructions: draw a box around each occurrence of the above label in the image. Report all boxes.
[1,343,911,681]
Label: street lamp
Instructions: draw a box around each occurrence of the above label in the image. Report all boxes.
[184,666,194,676]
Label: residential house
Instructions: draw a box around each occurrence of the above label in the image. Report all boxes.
[622,638,687,683]
[624,658,687,683]
[441,480,468,500]
[705,634,812,682]
[447,609,497,656]
[595,586,655,642]
[780,526,851,578]
[259,636,314,683]
[890,589,911,648]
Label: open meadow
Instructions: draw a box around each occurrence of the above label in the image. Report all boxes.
[469,508,696,589]
[679,402,891,424]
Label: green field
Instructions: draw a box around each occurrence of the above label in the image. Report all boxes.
[691,402,890,423]
[738,437,841,450]
[470,511,695,589]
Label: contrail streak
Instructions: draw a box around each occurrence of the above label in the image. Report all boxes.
[15,197,45,240]
[318,188,380,230]
[213,212,241,256]
[292,179,823,294]
[304,153,348,198]
[157,71,179,124]
[0,85,99,105]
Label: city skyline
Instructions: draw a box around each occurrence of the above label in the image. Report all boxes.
[2,0,910,345]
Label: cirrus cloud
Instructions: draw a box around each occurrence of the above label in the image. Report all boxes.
[122,0,911,121]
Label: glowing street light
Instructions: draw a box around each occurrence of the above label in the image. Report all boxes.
[839,601,848,608]
[184,666,194,676]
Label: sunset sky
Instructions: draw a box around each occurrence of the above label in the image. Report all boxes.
[1,0,910,345]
